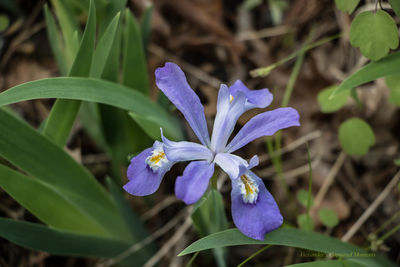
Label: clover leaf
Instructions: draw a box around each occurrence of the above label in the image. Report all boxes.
[339,118,375,156]
[350,10,399,61]
[318,85,350,113]
[385,74,400,106]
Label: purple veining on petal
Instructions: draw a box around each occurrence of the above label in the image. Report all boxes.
[226,107,300,153]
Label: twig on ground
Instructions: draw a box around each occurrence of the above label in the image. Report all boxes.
[341,170,400,242]
[98,207,191,267]
[149,44,222,88]
[312,152,346,212]
[143,212,193,267]
[141,195,179,222]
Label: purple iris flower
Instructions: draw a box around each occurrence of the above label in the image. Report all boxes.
[123,62,300,240]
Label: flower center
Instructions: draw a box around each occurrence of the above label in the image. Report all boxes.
[229,94,234,104]
[146,146,169,172]
[239,174,259,204]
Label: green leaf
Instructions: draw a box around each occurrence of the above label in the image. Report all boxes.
[0,217,131,258]
[0,77,183,141]
[0,108,129,239]
[0,14,9,31]
[339,118,375,156]
[43,0,96,146]
[50,0,81,66]
[90,11,121,78]
[140,4,153,50]
[192,189,228,267]
[297,189,314,208]
[318,208,339,228]
[389,0,400,17]
[332,51,400,96]
[179,227,364,256]
[350,10,399,61]
[385,74,400,106]
[334,0,359,14]
[286,260,363,267]
[317,85,350,113]
[179,228,396,266]
[297,214,314,231]
[44,4,68,76]
[394,158,400,166]
[122,9,149,95]
[0,165,107,236]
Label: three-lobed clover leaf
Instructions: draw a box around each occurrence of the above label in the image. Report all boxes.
[350,10,399,61]
[339,118,375,156]
[335,0,360,14]
[385,74,400,106]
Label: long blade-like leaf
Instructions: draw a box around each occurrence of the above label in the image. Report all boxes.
[0,217,130,258]
[333,51,400,96]
[0,108,130,240]
[179,228,395,266]
[0,77,183,140]
[43,0,96,146]
[0,165,108,236]
[122,9,149,94]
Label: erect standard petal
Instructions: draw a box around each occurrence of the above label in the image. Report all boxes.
[231,171,283,240]
[226,107,300,153]
[210,85,246,153]
[214,153,248,179]
[123,141,173,196]
[175,161,215,205]
[229,80,273,110]
[161,132,213,162]
[155,62,210,146]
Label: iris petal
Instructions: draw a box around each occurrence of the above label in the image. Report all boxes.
[161,131,213,162]
[226,107,300,153]
[229,80,273,110]
[123,142,173,196]
[155,62,210,146]
[214,153,248,179]
[231,171,283,240]
[175,161,215,205]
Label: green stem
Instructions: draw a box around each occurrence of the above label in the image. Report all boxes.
[237,245,272,267]
[378,223,400,242]
[185,251,200,267]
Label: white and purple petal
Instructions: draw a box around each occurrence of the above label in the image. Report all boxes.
[175,161,215,205]
[214,153,248,179]
[161,132,213,162]
[123,142,174,196]
[226,107,300,153]
[210,85,246,153]
[155,62,210,146]
[229,80,273,110]
[231,171,283,240]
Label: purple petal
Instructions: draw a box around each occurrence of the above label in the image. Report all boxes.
[229,80,273,110]
[231,171,283,240]
[123,142,173,196]
[214,153,248,179]
[161,132,213,162]
[155,62,210,146]
[226,107,300,153]
[210,85,246,153]
[175,161,215,205]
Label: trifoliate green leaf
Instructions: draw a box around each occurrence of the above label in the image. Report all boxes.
[318,208,339,228]
[385,74,400,106]
[335,0,360,14]
[350,10,399,61]
[339,118,375,156]
[318,85,350,113]
[389,0,400,17]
